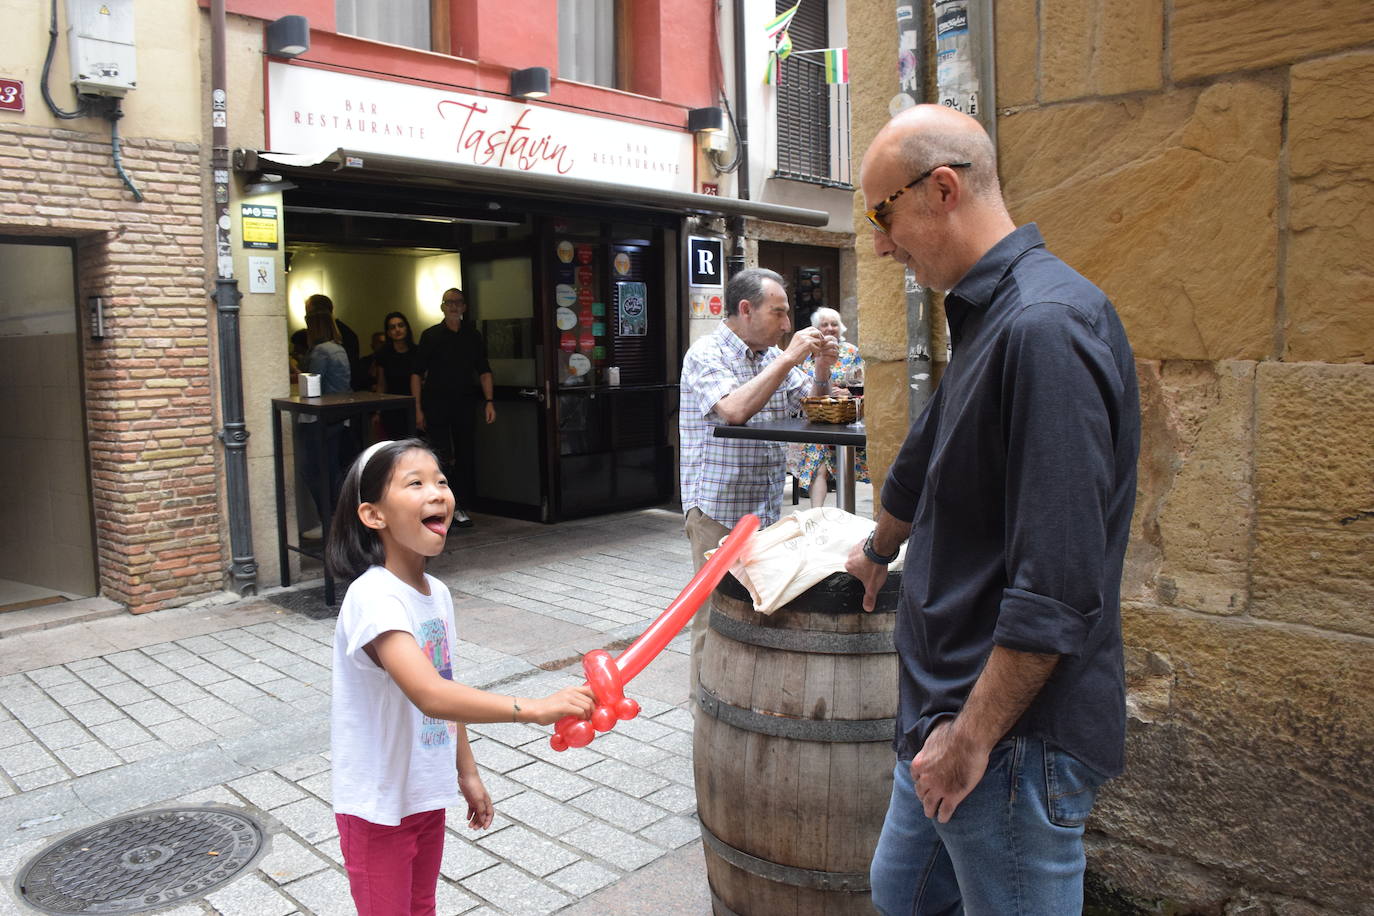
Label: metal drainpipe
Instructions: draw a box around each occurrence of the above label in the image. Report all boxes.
[210,0,257,595]
[896,2,934,424]
[728,0,751,275]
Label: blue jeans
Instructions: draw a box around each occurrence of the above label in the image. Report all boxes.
[869,738,1103,915]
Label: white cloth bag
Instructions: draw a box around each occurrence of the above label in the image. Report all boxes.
[714,507,904,615]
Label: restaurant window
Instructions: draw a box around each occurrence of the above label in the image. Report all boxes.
[774,0,852,186]
[558,0,618,88]
[336,0,432,52]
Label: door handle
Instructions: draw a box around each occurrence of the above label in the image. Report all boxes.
[517,388,546,403]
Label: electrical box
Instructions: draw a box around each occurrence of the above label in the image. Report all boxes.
[66,0,137,97]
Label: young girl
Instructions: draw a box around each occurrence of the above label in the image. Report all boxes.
[327,438,593,915]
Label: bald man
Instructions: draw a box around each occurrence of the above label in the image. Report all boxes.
[845,106,1140,914]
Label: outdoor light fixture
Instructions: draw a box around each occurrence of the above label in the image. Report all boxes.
[243,173,298,196]
[688,106,725,134]
[510,67,551,100]
[266,15,310,58]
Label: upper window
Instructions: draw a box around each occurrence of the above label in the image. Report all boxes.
[774,0,851,187]
[336,0,432,52]
[559,0,618,88]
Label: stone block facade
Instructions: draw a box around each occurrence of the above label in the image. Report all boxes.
[0,123,222,614]
[849,0,1374,911]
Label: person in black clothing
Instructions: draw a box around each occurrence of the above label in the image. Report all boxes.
[848,105,1139,915]
[411,289,495,528]
[291,293,366,390]
[370,311,419,440]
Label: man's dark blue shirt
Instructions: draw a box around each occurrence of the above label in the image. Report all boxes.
[881,223,1139,777]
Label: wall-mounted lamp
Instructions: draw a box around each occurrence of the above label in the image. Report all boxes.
[510,67,551,100]
[266,15,310,58]
[688,106,725,134]
[244,173,299,196]
[89,296,107,340]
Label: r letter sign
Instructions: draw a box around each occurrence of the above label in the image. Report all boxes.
[688,237,724,288]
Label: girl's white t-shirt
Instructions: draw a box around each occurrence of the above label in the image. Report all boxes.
[331,565,461,826]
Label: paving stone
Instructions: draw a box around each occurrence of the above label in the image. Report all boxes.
[179,697,240,724]
[26,666,77,688]
[473,768,523,803]
[10,701,66,729]
[209,716,260,738]
[234,662,284,686]
[652,729,694,758]
[206,872,296,916]
[150,680,213,705]
[468,739,535,774]
[30,719,90,751]
[214,679,268,705]
[466,721,546,747]
[0,741,58,776]
[180,663,236,686]
[175,784,238,805]
[516,737,605,771]
[561,821,667,871]
[66,698,125,727]
[439,831,499,880]
[644,782,698,816]
[257,679,320,703]
[118,740,172,764]
[13,765,67,791]
[149,718,218,750]
[571,787,666,832]
[612,715,674,744]
[497,791,591,837]
[44,681,101,706]
[273,797,338,844]
[52,741,123,776]
[578,759,670,799]
[435,879,481,915]
[200,648,254,670]
[275,753,331,782]
[98,681,154,705]
[297,772,331,803]
[583,732,669,769]
[0,720,28,748]
[230,771,309,810]
[283,868,354,916]
[128,664,182,688]
[74,664,126,688]
[546,859,619,897]
[460,863,572,916]
[257,833,330,884]
[639,814,701,850]
[506,762,594,802]
[124,698,182,727]
[475,824,580,876]
[656,754,697,787]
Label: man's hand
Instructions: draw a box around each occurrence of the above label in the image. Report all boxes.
[910,718,991,824]
[783,326,826,367]
[844,539,889,613]
[414,407,426,433]
[816,335,840,375]
[483,402,496,424]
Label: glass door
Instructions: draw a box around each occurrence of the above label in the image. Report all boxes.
[462,251,551,521]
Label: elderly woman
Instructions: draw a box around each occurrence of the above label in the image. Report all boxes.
[789,307,870,508]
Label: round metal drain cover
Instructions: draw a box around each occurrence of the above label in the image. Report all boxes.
[17,806,265,915]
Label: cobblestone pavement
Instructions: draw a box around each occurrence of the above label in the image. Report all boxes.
[0,487,872,915]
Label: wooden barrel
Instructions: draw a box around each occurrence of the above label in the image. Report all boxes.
[694,570,900,915]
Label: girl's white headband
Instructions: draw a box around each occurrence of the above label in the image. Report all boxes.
[355,439,395,505]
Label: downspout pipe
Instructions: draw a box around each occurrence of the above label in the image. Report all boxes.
[728,0,751,276]
[897,1,933,424]
[210,0,257,595]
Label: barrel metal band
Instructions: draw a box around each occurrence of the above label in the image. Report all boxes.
[709,608,895,655]
[701,822,872,893]
[696,685,895,743]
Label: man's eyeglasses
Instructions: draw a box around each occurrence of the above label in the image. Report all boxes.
[865,162,972,234]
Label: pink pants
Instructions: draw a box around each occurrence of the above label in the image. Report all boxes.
[336,809,446,916]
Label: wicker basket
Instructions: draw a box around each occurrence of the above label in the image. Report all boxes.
[801,396,859,424]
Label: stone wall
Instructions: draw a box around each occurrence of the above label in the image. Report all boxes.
[0,124,222,614]
[849,0,1374,912]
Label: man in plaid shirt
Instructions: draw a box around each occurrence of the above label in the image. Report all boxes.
[680,266,837,690]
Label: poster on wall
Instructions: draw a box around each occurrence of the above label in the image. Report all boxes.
[617,282,647,337]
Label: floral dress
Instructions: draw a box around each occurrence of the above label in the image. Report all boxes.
[788,340,871,488]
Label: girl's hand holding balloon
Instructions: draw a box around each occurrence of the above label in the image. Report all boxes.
[518,685,595,725]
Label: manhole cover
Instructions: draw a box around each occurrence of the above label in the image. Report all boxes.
[17,806,265,915]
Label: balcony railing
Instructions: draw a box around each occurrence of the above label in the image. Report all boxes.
[775,55,852,188]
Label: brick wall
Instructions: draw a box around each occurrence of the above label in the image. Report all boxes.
[0,123,223,613]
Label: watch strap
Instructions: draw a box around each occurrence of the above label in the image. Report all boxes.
[863,530,900,565]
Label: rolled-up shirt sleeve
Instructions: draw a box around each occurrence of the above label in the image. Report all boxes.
[994,302,1120,657]
[683,348,741,421]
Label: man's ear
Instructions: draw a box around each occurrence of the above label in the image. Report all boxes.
[736,298,752,319]
[358,502,386,531]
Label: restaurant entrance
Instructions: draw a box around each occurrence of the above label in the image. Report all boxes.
[281,180,677,524]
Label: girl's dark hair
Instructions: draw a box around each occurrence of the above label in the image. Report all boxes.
[382,311,415,350]
[326,438,439,581]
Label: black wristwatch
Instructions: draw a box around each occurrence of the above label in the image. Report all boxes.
[862,530,901,565]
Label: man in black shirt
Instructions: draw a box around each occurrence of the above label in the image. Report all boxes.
[847,105,1140,914]
[411,288,495,527]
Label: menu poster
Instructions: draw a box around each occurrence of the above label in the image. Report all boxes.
[617,282,648,337]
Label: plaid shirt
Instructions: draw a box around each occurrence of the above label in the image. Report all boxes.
[680,324,809,528]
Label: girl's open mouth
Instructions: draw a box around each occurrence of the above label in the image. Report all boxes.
[422,515,448,535]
